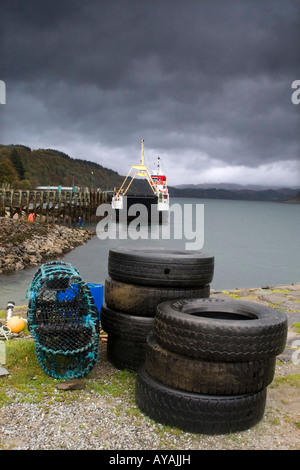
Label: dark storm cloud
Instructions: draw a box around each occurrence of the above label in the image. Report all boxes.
[0,0,299,186]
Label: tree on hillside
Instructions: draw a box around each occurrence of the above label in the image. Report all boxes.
[10,148,25,180]
[0,159,18,185]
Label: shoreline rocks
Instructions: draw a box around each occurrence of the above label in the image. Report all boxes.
[0,217,95,274]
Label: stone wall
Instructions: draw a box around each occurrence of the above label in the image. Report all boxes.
[0,217,95,274]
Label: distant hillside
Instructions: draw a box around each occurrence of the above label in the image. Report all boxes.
[168,186,300,203]
[0,144,298,202]
[0,144,151,195]
[287,190,300,203]
[174,183,300,192]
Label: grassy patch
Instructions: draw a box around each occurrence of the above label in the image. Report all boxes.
[267,302,283,309]
[0,338,58,406]
[228,293,242,300]
[87,369,136,398]
[0,337,138,409]
[0,310,6,320]
[271,373,300,388]
[272,289,291,294]
[220,290,242,300]
[293,323,300,334]
[0,338,93,406]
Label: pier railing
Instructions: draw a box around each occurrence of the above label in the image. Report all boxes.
[0,189,111,224]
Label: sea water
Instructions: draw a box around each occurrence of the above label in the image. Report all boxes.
[0,198,299,308]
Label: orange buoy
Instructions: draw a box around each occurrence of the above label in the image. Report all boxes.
[7,316,26,333]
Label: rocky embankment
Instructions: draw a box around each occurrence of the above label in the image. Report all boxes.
[0,217,95,274]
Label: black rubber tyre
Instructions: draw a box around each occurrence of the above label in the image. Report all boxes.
[145,334,276,395]
[101,304,155,341]
[155,298,288,362]
[104,276,210,316]
[135,366,267,435]
[108,246,214,287]
[107,335,147,371]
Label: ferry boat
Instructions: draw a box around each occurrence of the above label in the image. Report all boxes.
[111,140,169,215]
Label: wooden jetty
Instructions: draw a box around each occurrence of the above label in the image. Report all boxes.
[0,188,111,224]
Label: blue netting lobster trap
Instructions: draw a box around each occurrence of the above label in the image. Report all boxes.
[26,261,100,379]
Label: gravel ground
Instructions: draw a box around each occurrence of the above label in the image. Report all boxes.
[0,284,299,451]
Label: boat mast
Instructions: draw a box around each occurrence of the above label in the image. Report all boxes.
[114,139,159,197]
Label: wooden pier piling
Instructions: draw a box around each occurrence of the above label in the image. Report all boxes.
[0,189,111,224]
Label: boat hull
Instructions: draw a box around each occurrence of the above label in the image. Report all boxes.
[114,195,168,223]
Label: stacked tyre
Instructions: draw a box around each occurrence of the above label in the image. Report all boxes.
[136,298,288,434]
[101,246,214,371]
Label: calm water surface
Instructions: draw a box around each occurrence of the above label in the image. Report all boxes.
[0,198,299,308]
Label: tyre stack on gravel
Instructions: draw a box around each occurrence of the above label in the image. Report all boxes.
[101,247,214,371]
[136,297,288,434]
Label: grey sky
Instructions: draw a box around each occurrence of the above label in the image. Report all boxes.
[0,0,299,187]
